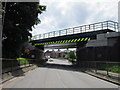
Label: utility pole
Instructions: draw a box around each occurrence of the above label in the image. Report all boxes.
[0,1,2,58]
[0,0,2,86]
[118,1,120,31]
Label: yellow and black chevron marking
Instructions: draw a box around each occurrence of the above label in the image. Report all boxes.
[34,37,91,46]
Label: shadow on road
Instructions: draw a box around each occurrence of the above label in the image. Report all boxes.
[42,63,80,72]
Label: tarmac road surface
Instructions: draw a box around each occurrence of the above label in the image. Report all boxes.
[2,58,118,88]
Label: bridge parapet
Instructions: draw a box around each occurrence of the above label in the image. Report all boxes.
[32,21,119,40]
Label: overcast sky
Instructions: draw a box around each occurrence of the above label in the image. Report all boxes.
[31,0,119,36]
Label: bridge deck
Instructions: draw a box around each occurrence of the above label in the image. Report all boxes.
[30,21,119,46]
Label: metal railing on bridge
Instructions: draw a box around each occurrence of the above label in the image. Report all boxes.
[32,21,119,40]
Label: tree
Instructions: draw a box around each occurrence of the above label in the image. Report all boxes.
[68,51,76,60]
[2,2,46,58]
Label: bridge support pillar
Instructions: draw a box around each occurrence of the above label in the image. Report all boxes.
[76,32,120,68]
[24,43,45,65]
[76,42,87,67]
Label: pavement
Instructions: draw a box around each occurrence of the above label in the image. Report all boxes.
[2,65,37,83]
[1,58,119,88]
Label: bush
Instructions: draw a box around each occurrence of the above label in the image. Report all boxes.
[97,64,120,73]
[17,58,29,65]
[68,51,76,60]
[106,65,120,73]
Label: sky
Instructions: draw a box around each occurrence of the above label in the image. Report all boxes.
[31,0,119,36]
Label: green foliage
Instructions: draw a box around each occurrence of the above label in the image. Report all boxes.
[97,64,120,73]
[17,57,29,65]
[73,59,77,61]
[68,51,76,60]
[0,2,4,14]
[62,54,66,58]
[62,53,69,59]
[106,65,120,73]
[2,2,46,58]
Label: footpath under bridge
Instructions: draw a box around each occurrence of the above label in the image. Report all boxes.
[30,21,119,49]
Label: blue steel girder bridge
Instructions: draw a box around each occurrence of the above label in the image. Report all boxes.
[30,21,119,49]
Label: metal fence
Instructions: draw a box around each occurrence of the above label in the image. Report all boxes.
[79,61,120,79]
[32,20,119,40]
[2,58,36,74]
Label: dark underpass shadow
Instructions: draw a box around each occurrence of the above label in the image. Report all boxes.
[2,60,26,82]
[10,60,47,77]
[42,63,81,72]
